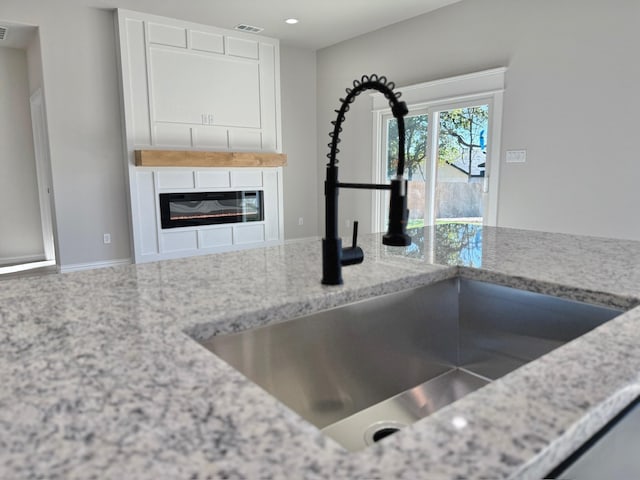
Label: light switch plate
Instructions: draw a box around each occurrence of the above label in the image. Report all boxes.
[506,150,527,163]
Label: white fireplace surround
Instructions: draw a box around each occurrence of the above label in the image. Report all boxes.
[115,10,285,263]
[131,166,283,263]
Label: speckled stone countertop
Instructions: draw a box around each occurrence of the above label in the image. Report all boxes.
[2,225,640,479]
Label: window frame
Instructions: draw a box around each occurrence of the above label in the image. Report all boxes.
[371,68,505,232]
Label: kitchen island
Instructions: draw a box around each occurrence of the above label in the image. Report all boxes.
[1,225,640,479]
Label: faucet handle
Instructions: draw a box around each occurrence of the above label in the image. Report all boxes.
[341,220,364,266]
[352,220,359,249]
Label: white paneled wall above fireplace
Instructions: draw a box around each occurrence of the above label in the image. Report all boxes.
[116,9,280,152]
[115,9,284,263]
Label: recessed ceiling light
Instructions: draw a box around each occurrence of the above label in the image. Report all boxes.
[285,18,299,25]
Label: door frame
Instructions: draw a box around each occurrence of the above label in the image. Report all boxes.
[372,68,505,232]
[29,88,57,263]
[426,96,500,227]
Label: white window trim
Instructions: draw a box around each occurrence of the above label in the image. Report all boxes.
[371,67,506,231]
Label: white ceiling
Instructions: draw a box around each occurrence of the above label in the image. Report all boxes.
[1,0,462,51]
[93,0,462,50]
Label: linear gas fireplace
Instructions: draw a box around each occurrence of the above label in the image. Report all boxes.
[159,191,264,229]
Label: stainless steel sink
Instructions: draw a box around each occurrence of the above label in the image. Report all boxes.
[197,277,623,451]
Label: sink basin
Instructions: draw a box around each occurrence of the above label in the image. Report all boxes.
[197,277,623,451]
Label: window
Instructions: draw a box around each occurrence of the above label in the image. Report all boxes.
[373,68,505,232]
[381,109,429,229]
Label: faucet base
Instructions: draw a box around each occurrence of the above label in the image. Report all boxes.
[322,237,343,285]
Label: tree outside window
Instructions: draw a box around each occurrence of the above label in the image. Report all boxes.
[385,105,489,228]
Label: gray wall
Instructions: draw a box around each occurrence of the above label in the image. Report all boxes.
[1,3,321,268]
[280,45,319,240]
[1,3,131,267]
[317,0,640,241]
[0,47,44,265]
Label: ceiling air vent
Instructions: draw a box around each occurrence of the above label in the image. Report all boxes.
[0,26,8,41]
[234,24,264,34]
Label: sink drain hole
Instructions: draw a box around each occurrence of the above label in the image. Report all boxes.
[372,427,400,442]
[363,421,407,446]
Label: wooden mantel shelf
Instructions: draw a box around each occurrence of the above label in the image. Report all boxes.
[134,150,287,168]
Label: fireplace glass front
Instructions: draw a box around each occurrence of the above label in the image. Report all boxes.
[159,191,263,229]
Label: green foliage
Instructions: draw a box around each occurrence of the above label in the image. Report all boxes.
[438,145,459,167]
[406,223,483,266]
[438,106,488,172]
[387,114,428,181]
[386,105,488,180]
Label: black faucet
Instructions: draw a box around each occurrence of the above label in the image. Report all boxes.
[322,74,411,285]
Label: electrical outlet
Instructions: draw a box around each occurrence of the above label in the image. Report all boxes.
[103,233,111,244]
[506,149,527,163]
[298,217,304,226]
[345,220,351,228]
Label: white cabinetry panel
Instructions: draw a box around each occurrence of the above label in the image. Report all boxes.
[263,169,281,242]
[228,129,262,150]
[234,224,264,244]
[259,43,278,151]
[190,30,224,54]
[148,23,187,48]
[135,171,159,255]
[157,170,195,189]
[154,124,192,147]
[122,19,152,146]
[161,230,198,252]
[192,126,228,149]
[196,170,230,188]
[227,37,259,59]
[231,170,262,187]
[149,48,261,128]
[199,227,233,248]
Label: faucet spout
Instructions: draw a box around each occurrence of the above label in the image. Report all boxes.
[321,74,411,286]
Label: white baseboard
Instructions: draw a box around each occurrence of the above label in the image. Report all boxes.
[0,254,46,267]
[60,258,131,273]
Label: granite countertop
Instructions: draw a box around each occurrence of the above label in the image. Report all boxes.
[2,225,640,479]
